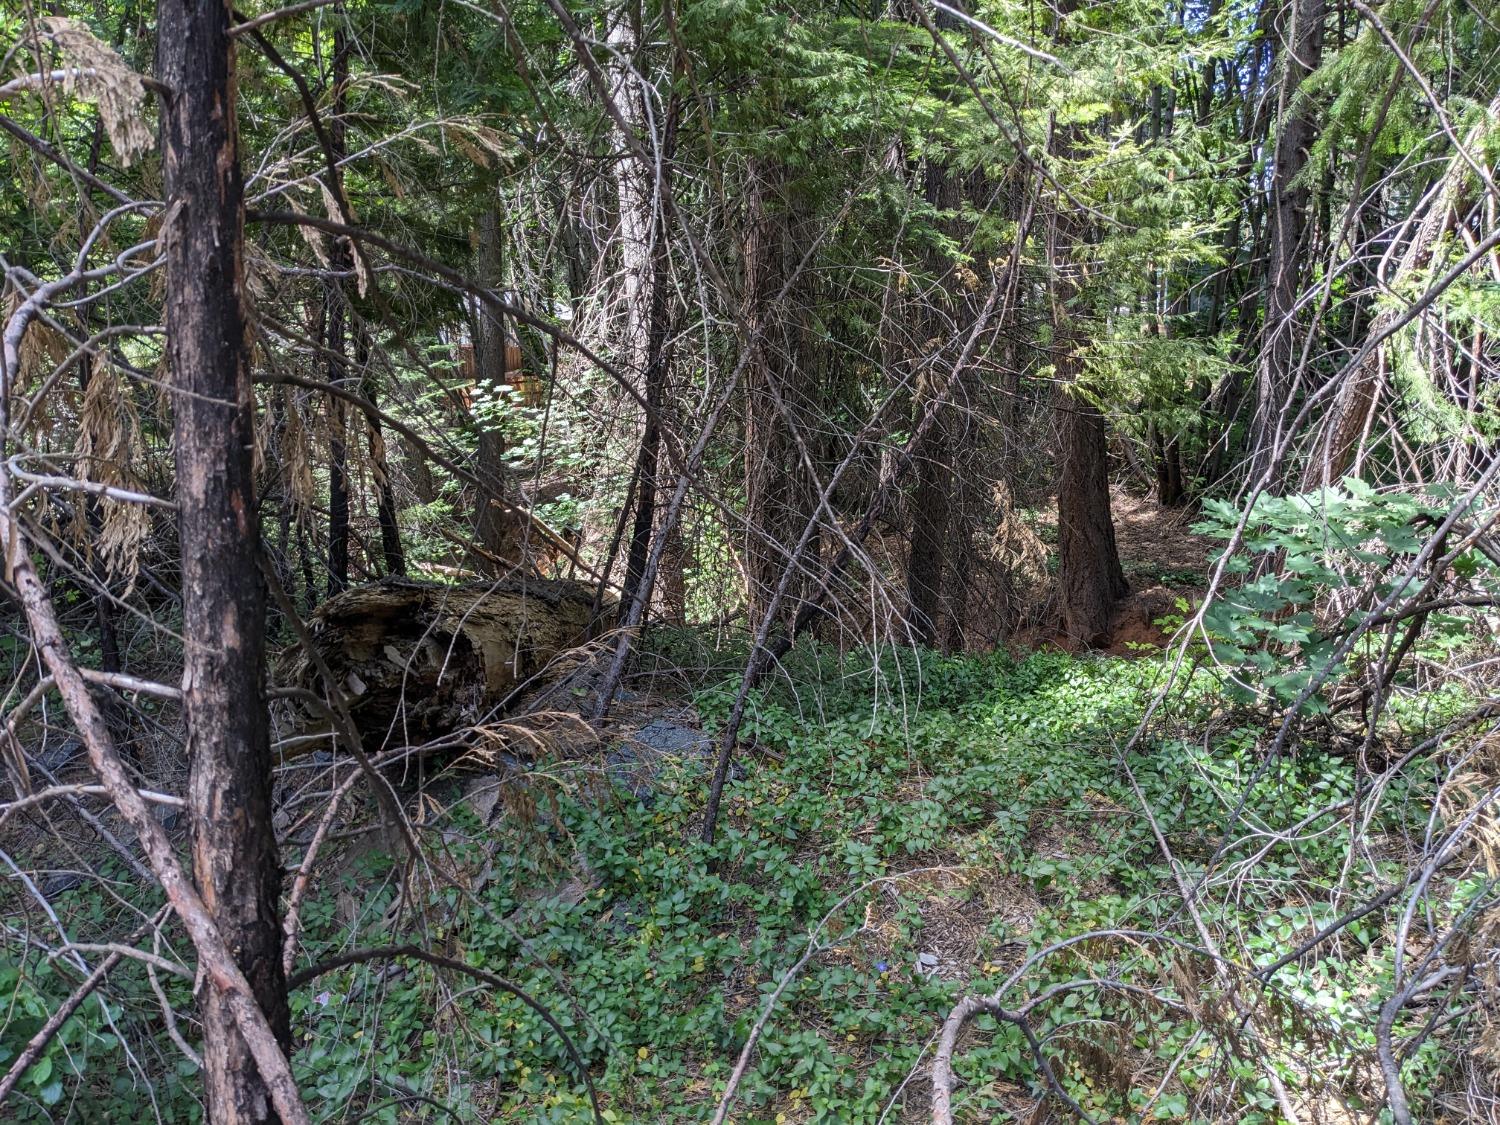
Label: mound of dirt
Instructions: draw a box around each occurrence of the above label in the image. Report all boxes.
[1102,584,1190,656]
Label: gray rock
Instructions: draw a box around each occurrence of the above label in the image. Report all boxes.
[630,719,712,756]
[42,872,84,897]
[33,739,83,774]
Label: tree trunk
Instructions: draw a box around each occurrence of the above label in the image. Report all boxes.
[473,205,514,565]
[324,29,352,597]
[657,519,688,625]
[620,306,667,613]
[1056,389,1128,646]
[905,159,960,648]
[607,10,653,377]
[1047,169,1126,646]
[73,358,128,745]
[613,62,679,619]
[741,157,797,625]
[906,379,950,648]
[325,287,350,593]
[157,1,291,1119]
[356,326,406,575]
[1249,0,1325,487]
[1154,430,1187,507]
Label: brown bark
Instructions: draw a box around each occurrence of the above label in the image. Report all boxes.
[473,205,515,566]
[906,382,951,648]
[1153,424,1187,507]
[905,160,960,649]
[1249,0,1325,486]
[355,327,406,575]
[325,285,350,593]
[283,577,604,747]
[1056,390,1128,646]
[404,433,439,505]
[741,157,796,625]
[657,519,688,625]
[157,0,291,1119]
[325,30,352,597]
[1047,121,1126,646]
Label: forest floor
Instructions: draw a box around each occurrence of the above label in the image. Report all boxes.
[268,640,1476,1123]
[1102,489,1218,656]
[1108,488,1217,590]
[5,499,1486,1123]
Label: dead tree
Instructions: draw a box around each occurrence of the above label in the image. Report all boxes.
[157,1,292,1118]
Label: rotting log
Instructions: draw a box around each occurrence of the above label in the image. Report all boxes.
[281,576,605,749]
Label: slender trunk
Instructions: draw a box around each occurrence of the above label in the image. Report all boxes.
[1154,430,1187,507]
[614,66,680,617]
[905,160,959,648]
[607,11,653,377]
[74,359,126,736]
[325,287,350,593]
[620,344,664,611]
[938,463,973,652]
[404,434,438,505]
[741,156,796,625]
[906,389,950,647]
[473,205,514,566]
[657,520,688,625]
[324,30,352,597]
[1249,0,1325,487]
[356,327,406,574]
[157,1,290,1119]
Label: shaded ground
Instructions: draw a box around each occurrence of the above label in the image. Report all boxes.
[1108,487,1216,590]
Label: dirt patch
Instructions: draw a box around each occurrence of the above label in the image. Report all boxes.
[853,864,1042,985]
[1101,584,1191,657]
[1109,487,1216,589]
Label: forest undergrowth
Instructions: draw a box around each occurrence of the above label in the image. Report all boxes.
[8,636,1489,1124]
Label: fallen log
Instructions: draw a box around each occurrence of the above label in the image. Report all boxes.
[281,576,604,749]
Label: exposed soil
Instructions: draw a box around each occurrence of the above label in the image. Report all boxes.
[1102,488,1218,656]
[1108,487,1217,589]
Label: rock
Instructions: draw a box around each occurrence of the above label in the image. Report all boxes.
[33,738,82,774]
[463,774,504,824]
[42,872,84,897]
[631,719,713,756]
[604,715,733,802]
